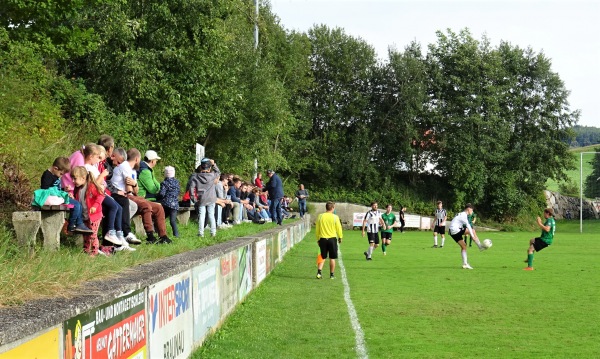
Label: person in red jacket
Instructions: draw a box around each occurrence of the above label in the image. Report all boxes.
[72,166,106,256]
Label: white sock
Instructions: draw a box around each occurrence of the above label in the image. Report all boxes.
[461,249,468,265]
[368,246,373,257]
[434,236,438,245]
[441,236,445,246]
[474,239,482,249]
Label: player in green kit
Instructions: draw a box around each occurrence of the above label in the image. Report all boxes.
[380,204,397,255]
[524,208,555,271]
[464,211,477,246]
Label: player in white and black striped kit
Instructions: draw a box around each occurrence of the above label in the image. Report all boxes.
[433,200,447,248]
[362,201,384,260]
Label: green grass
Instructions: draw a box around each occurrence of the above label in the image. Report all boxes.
[195,220,600,359]
[546,145,599,192]
[0,219,284,306]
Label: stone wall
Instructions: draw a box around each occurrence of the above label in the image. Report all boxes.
[544,190,599,219]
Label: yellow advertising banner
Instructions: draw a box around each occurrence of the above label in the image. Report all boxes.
[0,327,60,359]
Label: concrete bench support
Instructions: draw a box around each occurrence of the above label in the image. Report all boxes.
[177,207,194,226]
[12,211,41,253]
[130,215,146,238]
[40,211,66,251]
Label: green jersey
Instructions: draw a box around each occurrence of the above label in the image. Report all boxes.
[381,212,396,233]
[540,217,556,244]
[467,212,476,226]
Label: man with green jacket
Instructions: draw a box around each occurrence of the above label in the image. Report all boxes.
[137,150,162,201]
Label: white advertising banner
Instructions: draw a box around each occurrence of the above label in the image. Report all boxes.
[352,212,365,227]
[192,259,220,344]
[405,214,421,228]
[420,216,432,230]
[148,270,193,359]
[255,239,267,284]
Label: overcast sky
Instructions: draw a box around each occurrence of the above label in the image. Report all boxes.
[269,0,599,127]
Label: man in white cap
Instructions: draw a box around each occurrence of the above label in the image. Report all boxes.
[137,150,162,201]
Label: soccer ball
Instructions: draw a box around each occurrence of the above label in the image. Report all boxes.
[482,239,493,249]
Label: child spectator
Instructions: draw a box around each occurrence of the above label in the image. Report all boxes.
[82,144,124,246]
[71,166,106,256]
[159,166,181,238]
[61,146,85,196]
[40,157,92,234]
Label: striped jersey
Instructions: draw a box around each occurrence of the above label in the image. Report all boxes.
[434,208,447,226]
[363,210,382,233]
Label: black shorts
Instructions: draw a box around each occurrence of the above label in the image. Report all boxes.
[367,232,380,244]
[532,237,550,252]
[381,231,392,240]
[434,225,446,235]
[450,229,466,242]
[318,238,338,260]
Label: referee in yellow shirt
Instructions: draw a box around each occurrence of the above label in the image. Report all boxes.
[315,201,343,279]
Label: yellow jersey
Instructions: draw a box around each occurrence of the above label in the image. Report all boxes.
[316,212,343,240]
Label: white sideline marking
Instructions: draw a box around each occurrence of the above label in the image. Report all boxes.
[338,249,369,359]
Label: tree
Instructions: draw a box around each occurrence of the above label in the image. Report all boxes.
[0,0,103,59]
[426,29,578,218]
[306,25,379,188]
[584,149,600,198]
[371,42,432,185]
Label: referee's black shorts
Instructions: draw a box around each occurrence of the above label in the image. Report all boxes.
[318,237,338,259]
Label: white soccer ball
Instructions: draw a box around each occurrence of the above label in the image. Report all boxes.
[482,239,493,249]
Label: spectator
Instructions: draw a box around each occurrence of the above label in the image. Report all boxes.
[262,169,284,225]
[228,178,244,224]
[40,157,92,234]
[215,174,233,228]
[60,146,85,196]
[112,148,172,245]
[240,183,256,222]
[101,146,140,245]
[159,166,180,238]
[71,166,106,256]
[295,184,309,218]
[254,172,264,188]
[252,187,271,221]
[137,150,162,201]
[82,144,124,246]
[190,158,220,237]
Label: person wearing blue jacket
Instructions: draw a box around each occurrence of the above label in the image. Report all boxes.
[262,169,284,225]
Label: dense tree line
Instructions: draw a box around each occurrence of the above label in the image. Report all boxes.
[570,126,600,147]
[0,0,579,220]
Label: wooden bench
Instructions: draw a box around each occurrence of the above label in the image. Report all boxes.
[12,205,79,252]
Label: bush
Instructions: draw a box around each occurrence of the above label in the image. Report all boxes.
[558,180,579,197]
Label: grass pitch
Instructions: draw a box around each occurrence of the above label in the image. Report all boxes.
[195,220,600,359]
